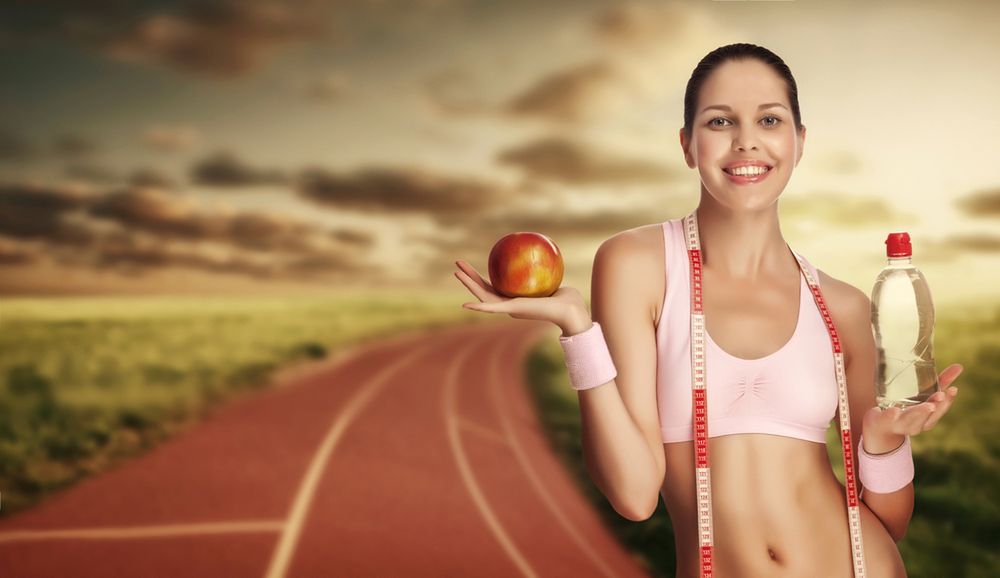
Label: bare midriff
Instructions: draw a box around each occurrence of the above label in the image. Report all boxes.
[660,434,907,578]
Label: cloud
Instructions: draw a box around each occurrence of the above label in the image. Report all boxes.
[143,124,203,152]
[0,179,378,282]
[591,1,707,55]
[296,165,510,214]
[108,1,331,77]
[329,228,376,248]
[89,188,227,240]
[491,1,718,126]
[2,130,103,164]
[129,167,180,190]
[191,151,289,187]
[64,163,121,185]
[954,187,1000,217]
[304,72,354,103]
[85,229,374,281]
[0,0,336,78]
[937,232,1000,253]
[0,182,98,244]
[86,187,362,255]
[496,135,680,186]
[88,233,280,279]
[0,128,38,162]
[422,67,494,116]
[52,134,99,159]
[501,59,644,124]
[778,191,918,228]
[0,237,40,265]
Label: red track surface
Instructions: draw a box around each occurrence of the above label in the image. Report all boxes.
[0,321,654,578]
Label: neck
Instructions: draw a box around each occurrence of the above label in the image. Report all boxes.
[694,196,794,281]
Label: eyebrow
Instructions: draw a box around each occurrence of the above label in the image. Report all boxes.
[699,102,789,115]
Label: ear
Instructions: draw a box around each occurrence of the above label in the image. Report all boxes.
[795,124,807,167]
[679,127,695,168]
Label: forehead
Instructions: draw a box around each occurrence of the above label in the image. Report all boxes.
[698,59,789,112]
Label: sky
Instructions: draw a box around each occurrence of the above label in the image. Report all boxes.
[1,0,999,308]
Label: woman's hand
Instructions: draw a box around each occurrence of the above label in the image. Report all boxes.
[454,259,589,332]
[861,364,963,453]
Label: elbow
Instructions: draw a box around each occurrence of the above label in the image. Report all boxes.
[616,493,660,522]
[890,525,907,543]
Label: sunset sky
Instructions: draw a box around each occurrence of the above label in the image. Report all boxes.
[1,0,999,308]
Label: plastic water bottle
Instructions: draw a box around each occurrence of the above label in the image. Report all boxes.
[870,232,940,409]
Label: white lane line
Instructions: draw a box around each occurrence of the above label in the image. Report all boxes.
[0,520,285,544]
[458,417,510,447]
[264,339,435,578]
[443,333,538,578]
[491,330,621,578]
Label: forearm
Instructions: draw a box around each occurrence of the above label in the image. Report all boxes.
[859,430,915,542]
[578,380,661,520]
[559,310,660,521]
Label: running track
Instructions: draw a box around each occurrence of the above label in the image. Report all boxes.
[0,321,654,578]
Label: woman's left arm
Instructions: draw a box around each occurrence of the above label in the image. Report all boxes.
[838,285,962,543]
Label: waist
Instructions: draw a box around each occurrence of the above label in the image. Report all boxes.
[662,435,862,577]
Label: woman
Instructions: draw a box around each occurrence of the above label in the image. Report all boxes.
[455,43,962,578]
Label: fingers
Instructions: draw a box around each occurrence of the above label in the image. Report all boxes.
[456,260,492,292]
[454,269,489,302]
[938,363,964,388]
[922,387,958,429]
[896,403,937,433]
[455,268,502,304]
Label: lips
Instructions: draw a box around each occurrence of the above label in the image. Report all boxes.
[722,166,771,175]
[722,165,773,184]
[722,161,773,174]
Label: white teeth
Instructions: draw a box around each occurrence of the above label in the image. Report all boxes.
[727,165,769,176]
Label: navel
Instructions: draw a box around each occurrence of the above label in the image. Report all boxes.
[767,547,780,563]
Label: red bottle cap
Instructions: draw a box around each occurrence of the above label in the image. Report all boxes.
[885,232,911,257]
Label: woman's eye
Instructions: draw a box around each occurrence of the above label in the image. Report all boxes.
[709,116,782,128]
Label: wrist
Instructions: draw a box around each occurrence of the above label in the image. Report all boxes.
[558,307,593,337]
[861,429,906,455]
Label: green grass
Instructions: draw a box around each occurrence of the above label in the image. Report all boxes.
[0,290,482,516]
[523,303,1000,578]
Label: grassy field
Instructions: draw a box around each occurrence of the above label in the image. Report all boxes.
[0,290,480,517]
[523,303,1000,578]
[1,293,996,576]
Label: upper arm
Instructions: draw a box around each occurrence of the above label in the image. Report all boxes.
[820,270,877,483]
[591,229,666,487]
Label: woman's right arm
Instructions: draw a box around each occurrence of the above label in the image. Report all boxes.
[576,231,665,522]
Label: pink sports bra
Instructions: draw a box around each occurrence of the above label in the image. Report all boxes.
[655,218,839,444]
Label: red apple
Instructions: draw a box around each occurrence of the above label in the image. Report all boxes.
[488,231,564,298]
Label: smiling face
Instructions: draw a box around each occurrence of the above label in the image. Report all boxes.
[680,58,806,211]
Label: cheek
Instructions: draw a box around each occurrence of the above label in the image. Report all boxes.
[695,134,729,162]
[764,131,798,158]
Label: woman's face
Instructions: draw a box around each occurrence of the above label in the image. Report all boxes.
[680,59,806,212]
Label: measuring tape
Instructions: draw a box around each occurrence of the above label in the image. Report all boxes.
[683,211,867,578]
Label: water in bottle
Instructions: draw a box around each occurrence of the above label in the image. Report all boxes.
[870,232,940,409]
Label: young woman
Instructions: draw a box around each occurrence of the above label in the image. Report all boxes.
[455,43,962,578]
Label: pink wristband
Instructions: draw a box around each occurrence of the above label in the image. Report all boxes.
[858,434,914,494]
[558,321,618,391]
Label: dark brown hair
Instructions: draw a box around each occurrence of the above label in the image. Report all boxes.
[682,43,803,143]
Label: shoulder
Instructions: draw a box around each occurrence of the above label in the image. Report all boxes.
[593,223,666,321]
[816,268,873,362]
[816,268,870,319]
[598,222,665,259]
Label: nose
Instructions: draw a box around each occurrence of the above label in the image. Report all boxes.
[733,126,760,151]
